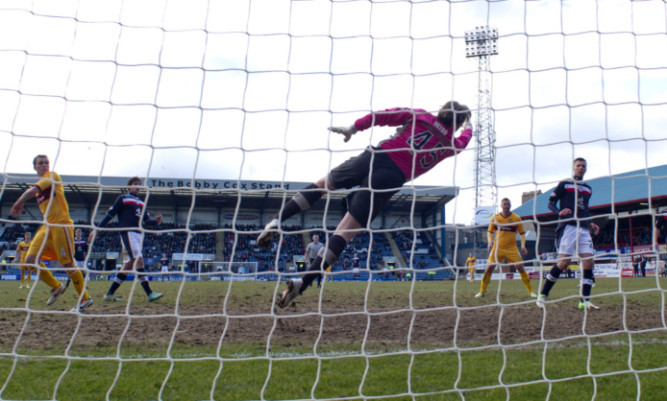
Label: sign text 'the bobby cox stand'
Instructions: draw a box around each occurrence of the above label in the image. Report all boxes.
[149,179,293,191]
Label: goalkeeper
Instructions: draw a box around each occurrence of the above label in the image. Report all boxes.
[475,198,536,299]
[257,102,473,308]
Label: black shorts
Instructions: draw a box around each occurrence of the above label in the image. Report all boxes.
[328,147,406,226]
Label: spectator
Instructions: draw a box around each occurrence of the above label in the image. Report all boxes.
[640,255,648,278]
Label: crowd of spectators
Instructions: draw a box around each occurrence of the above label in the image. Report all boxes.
[334,231,390,272]
[0,221,218,272]
[2,220,451,275]
[594,226,652,249]
[82,222,217,259]
[7,218,662,274]
[218,224,396,273]
[0,224,29,254]
[391,230,443,270]
[221,223,304,272]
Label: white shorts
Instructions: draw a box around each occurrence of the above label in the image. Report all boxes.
[161,265,169,273]
[75,260,85,269]
[120,231,143,263]
[558,225,595,256]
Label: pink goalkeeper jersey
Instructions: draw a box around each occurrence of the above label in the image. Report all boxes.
[353,108,473,181]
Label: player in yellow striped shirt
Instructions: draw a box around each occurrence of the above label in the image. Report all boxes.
[15,232,34,288]
[15,231,49,289]
[475,198,536,299]
[10,155,92,312]
[465,253,477,282]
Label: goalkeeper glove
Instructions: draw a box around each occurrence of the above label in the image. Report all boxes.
[329,125,358,143]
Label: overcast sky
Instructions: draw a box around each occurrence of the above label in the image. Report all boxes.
[0,0,666,225]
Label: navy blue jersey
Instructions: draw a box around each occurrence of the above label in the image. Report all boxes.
[548,179,592,229]
[97,193,158,232]
[74,239,88,262]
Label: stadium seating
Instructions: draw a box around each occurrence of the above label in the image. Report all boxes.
[1,220,454,281]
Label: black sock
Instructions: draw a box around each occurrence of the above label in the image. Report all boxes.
[137,269,152,296]
[140,280,152,296]
[276,184,322,222]
[541,266,562,296]
[107,272,127,295]
[301,235,347,293]
[581,269,594,302]
[302,256,324,291]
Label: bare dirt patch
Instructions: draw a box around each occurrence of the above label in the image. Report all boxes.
[3,294,663,354]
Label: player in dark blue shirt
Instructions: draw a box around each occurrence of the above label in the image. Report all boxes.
[69,228,89,284]
[160,253,170,281]
[537,158,600,310]
[73,228,88,267]
[89,176,164,303]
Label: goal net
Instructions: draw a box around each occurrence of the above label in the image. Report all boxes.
[0,1,666,400]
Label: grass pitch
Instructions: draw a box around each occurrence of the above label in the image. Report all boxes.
[0,277,665,400]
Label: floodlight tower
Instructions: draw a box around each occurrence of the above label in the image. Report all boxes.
[465,26,498,212]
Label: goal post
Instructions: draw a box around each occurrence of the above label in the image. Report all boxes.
[194,260,259,281]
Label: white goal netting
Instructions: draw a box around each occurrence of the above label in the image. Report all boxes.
[0,1,666,400]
